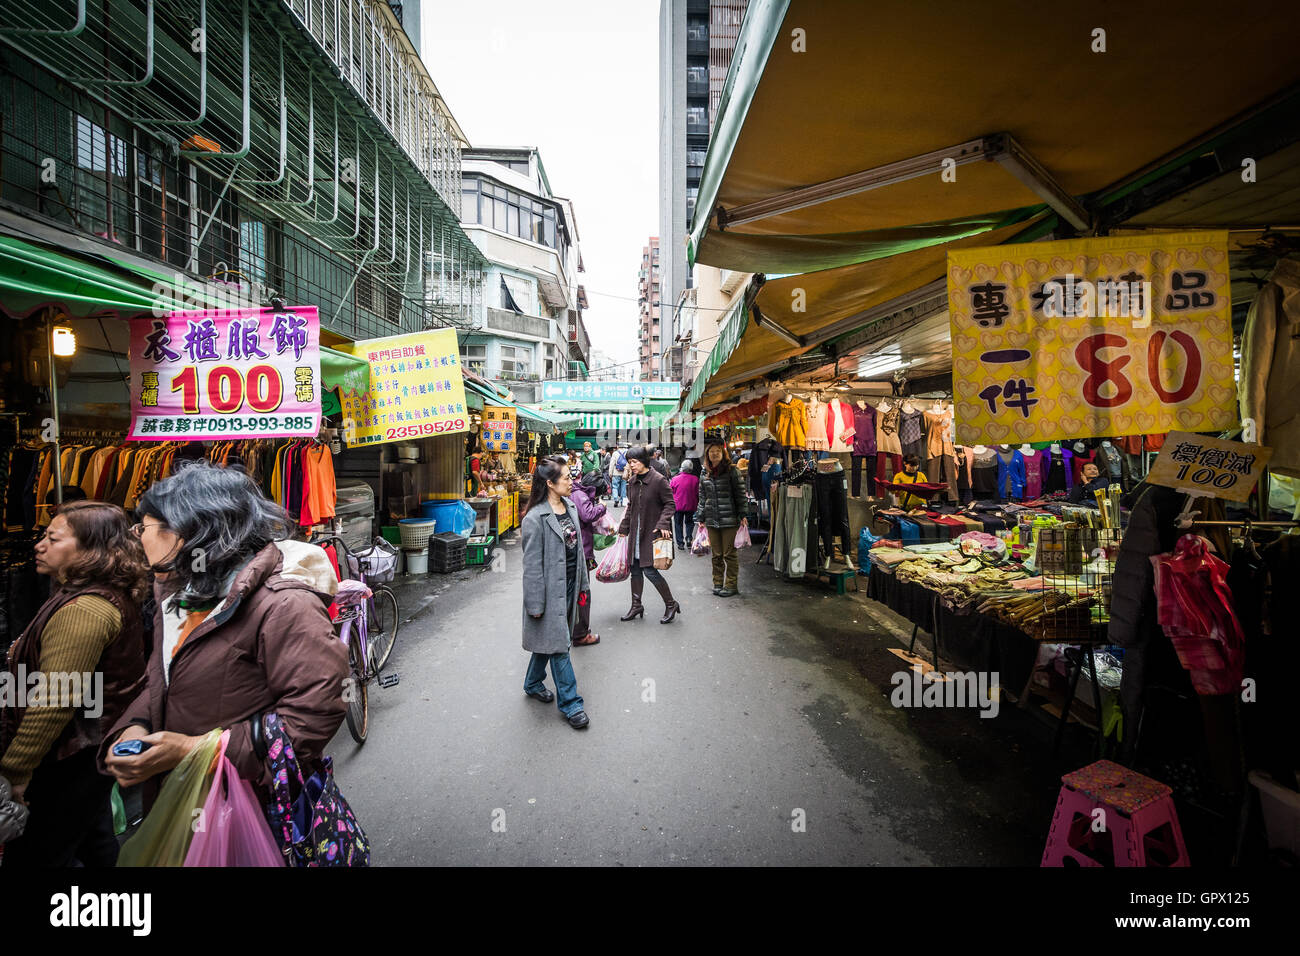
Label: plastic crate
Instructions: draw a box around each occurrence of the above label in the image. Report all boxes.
[466,535,496,565]
[429,532,467,573]
[430,551,466,573]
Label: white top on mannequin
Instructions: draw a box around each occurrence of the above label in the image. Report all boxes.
[1101,439,1112,447]
[1050,442,1062,454]
[1018,444,1035,453]
[972,444,988,454]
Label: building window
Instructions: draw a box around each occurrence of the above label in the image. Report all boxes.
[461,175,561,252]
[500,344,532,375]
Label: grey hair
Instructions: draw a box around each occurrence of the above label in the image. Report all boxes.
[136,461,293,608]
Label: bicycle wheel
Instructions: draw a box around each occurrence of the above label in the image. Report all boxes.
[343,630,368,745]
[368,586,400,672]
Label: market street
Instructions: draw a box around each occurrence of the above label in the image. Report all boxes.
[333,509,1059,866]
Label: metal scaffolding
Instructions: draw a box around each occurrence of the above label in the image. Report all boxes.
[0,0,484,337]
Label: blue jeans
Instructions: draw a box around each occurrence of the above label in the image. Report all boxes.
[524,651,584,717]
[611,476,627,505]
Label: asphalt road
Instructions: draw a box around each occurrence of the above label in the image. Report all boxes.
[330,505,1059,865]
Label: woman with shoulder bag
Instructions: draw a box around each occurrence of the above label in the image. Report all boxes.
[568,471,609,646]
[0,501,148,867]
[101,464,349,826]
[694,439,748,597]
[616,445,680,623]
[520,460,591,729]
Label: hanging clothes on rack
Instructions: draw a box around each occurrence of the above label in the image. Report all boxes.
[805,397,830,452]
[851,400,876,498]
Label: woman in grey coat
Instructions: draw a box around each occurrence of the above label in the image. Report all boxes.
[520,459,591,730]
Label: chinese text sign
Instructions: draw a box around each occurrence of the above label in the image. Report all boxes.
[341,329,470,446]
[1146,432,1272,502]
[128,306,320,441]
[946,232,1237,445]
[483,405,516,452]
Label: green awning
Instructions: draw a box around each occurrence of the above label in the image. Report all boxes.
[321,347,370,396]
[464,380,579,432]
[0,234,229,318]
[680,295,749,414]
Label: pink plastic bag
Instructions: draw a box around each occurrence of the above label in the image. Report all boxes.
[734,523,752,549]
[1150,534,1245,695]
[691,523,710,556]
[184,731,285,867]
[595,535,630,583]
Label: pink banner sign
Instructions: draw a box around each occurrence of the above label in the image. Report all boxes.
[128,306,321,441]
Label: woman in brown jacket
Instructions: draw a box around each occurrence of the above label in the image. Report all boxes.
[102,463,347,802]
[0,502,147,867]
[616,445,681,623]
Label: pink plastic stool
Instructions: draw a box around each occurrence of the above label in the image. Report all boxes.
[1041,760,1190,867]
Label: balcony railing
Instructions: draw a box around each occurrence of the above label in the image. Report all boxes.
[283,0,463,214]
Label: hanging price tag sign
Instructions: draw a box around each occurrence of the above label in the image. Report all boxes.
[1146,432,1272,502]
[128,307,321,440]
[947,232,1238,445]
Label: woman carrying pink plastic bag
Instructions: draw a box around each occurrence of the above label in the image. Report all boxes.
[184,730,284,867]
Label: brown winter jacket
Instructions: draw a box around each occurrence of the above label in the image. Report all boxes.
[617,467,675,566]
[97,540,346,792]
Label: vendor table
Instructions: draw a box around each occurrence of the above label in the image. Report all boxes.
[865,565,1107,755]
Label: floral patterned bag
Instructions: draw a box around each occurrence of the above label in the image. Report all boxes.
[262,713,370,867]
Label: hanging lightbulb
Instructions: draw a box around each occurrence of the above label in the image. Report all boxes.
[52,326,77,357]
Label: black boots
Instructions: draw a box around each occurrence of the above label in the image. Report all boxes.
[621,577,645,620]
[647,574,680,624]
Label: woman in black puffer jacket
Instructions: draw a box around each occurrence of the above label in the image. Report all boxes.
[694,439,748,597]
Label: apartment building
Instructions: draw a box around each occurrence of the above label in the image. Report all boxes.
[637,238,662,380]
[458,147,590,403]
[658,0,748,381]
[0,0,485,351]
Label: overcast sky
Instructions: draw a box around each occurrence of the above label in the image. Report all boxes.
[420,0,658,374]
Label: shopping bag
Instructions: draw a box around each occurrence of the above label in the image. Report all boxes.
[691,523,711,556]
[184,731,285,867]
[117,728,223,867]
[262,713,370,867]
[653,537,674,570]
[595,535,630,583]
[593,532,617,552]
[734,523,752,549]
[595,512,618,536]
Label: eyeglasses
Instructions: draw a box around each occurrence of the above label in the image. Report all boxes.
[130,522,168,538]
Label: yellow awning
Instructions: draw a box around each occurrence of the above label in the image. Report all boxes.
[691,0,1300,273]
[690,217,1047,410]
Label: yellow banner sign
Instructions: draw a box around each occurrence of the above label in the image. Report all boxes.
[1146,432,1272,502]
[947,231,1237,445]
[483,404,516,452]
[340,329,470,446]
